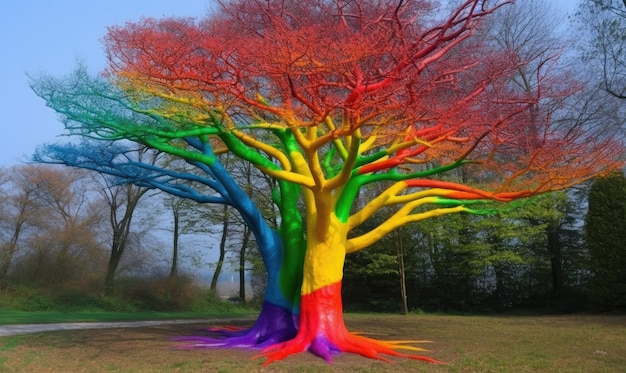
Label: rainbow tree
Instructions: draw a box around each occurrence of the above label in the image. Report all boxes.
[33,0,622,365]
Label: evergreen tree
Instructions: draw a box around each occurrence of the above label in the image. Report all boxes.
[585,172,626,309]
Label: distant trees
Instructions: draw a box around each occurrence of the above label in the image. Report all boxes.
[0,165,106,288]
[585,172,626,308]
[161,194,198,279]
[344,191,590,312]
[6,159,613,311]
[576,0,626,99]
[573,0,626,309]
[0,164,160,293]
[0,166,38,282]
[94,174,151,295]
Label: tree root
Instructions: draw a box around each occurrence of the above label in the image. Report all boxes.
[255,329,443,366]
[172,302,297,349]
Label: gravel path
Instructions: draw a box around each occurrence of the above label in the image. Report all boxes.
[0,318,247,337]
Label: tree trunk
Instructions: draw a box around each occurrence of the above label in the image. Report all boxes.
[0,205,29,281]
[169,208,180,278]
[102,184,146,296]
[238,225,251,301]
[396,232,409,315]
[0,242,18,281]
[210,205,229,292]
[103,221,133,296]
[547,224,564,295]
[260,212,440,364]
[493,265,506,310]
[262,213,349,363]
[104,240,123,296]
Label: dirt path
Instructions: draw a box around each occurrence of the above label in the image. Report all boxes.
[0,318,251,337]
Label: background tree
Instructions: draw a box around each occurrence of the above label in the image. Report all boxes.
[33,0,622,365]
[585,171,626,309]
[86,150,153,295]
[162,194,186,278]
[154,155,233,283]
[160,192,216,282]
[344,213,406,312]
[0,166,38,282]
[211,204,231,292]
[7,166,107,289]
[157,154,270,300]
[575,0,626,99]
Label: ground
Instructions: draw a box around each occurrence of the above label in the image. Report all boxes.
[0,314,625,372]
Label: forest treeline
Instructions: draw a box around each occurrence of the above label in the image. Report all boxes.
[1,165,624,313]
[0,163,263,312]
[343,172,626,313]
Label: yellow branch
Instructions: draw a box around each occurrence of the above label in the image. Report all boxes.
[326,116,348,158]
[347,182,408,230]
[346,205,466,254]
[296,120,328,191]
[359,134,377,154]
[384,188,457,206]
[258,164,316,188]
[285,113,313,157]
[386,137,434,155]
[231,129,292,172]
[326,133,362,191]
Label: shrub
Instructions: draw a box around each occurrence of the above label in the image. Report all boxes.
[117,274,221,311]
[22,294,56,311]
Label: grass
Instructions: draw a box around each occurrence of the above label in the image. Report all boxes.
[0,310,256,325]
[0,313,624,372]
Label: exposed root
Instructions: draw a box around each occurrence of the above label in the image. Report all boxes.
[256,330,443,366]
[173,283,443,367]
[255,281,444,365]
[172,302,297,349]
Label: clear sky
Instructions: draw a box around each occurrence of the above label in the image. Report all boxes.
[0,0,579,167]
[0,1,215,167]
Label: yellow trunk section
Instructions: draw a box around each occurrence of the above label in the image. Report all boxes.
[301,213,347,295]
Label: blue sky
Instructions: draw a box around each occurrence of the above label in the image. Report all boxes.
[0,1,215,167]
[0,0,578,167]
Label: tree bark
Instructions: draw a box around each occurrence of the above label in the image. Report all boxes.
[210,205,229,292]
[238,225,251,301]
[260,217,440,364]
[169,207,180,278]
[102,185,145,296]
[547,224,564,295]
[104,228,127,296]
[0,197,30,281]
[396,232,409,315]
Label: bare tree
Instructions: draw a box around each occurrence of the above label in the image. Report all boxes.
[0,166,38,281]
[6,165,107,287]
[483,0,573,294]
[576,0,626,99]
[91,173,151,295]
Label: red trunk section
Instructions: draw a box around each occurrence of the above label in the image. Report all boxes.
[257,281,444,365]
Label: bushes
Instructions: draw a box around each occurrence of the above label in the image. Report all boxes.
[0,285,139,312]
[0,274,251,313]
[117,274,202,311]
[22,294,56,311]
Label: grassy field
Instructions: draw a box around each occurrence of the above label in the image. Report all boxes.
[1,313,625,372]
